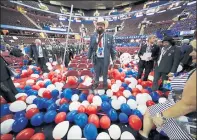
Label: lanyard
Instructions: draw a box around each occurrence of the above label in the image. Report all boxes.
[161,46,172,57]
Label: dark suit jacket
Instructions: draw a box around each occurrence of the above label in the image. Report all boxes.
[0,56,11,82]
[88,32,116,66]
[138,44,160,62]
[29,44,48,61]
[156,46,181,73]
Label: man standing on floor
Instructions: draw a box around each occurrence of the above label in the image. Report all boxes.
[137,35,160,81]
[88,17,116,89]
[29,39,49,73]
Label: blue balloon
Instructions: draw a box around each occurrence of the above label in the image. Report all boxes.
[33,97,39,104]
[47,103,57,111]
[121,83,128,89]
[28,90,38,96]
[101,101,111,112]
[67,110,78,122]
[150,92,160,102]
[107,109,118,122]
[45,81,52,87]
[44,110,57,123]
[35,98,45,109]
[128,96,136,100]
[14,110,26,119]
[24,85,32,91]
[59,104,69,113]
[12,117,28,132]
[83,123,98,140]
[30,112,44,126]
[120,103,132,115]
[126,87,132,92]
[16,88,22,92]
[44,99,55,108]
[63,88,73,100]
[74,113,88,128]
[146,87,152,93]
[51,89,59,98]
[118,68,123,72]
[100,95,109,102]
[132,109,143,120]
[0,104,11,117]
[119,113,128,123]
[79,93,87,102]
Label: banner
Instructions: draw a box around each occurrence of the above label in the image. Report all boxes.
[115,35,148,39]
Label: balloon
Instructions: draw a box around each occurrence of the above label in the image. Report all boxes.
[63,88,73,100]
[59,98,69,105]
[67,125,82,139]
[132,109,143,120]
[86,105,97,115]
[74,113,88,128]
[111,99,121,110]
[25,108,39,119]
[66,110,78,122]
[0,119,15,134]
[0,114,13,123]
[156,90,163,96]
[136,85,143,91]
[128,95,136,100]
[32,85,40,91]
[15,93,27,99]
[120,103,132,115]
[16,128,35,140]
[1,104,11,117]
[42,90,52,99]
[132,88,140,93]
[136,94,148,105]
[129,115,142,131]
[71,94,79,102]
[26,95,37,105]
[69,101,81,111]
[158,97,167,104]
[67,76,77,85]
[52,121,70,139]
[83,123,98,140]
[9,101,27,112]
[51,89,59,98]
[30,113,44,126]
[87,94,94,103]
[47,103,57,111]
[111,84,119,92]
[127,99,137,110]
[30,133,45,140]
[137,105,147,115]
[101,101,111,112]
[150,92,160,102]
[119,113,128,123]
[12,117,28,132]
[59,103,69,113]
[81,101,90,108]
[78,105,86,113]
[0,134,13,140]
[88,114,99,128]
[106,89,113,97]
[97,89,105,95]
[108,124,121,139]
[44,110,57,123]
[100,116,111,129]
[96,132,111,140]
[146,100,155,107]
[123,90,131,98]
[118,96,127,104]
[120,131,135,140]
[55,112,66,124]
[93,96,102,106]
[107,109,118,122]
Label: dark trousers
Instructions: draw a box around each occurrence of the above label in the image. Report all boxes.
[37,57,48,73]
[94,58,108,85]
[137,60,154,81]
[152,67,168,91]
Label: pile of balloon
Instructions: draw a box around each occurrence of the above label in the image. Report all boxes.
[1,58,171,140]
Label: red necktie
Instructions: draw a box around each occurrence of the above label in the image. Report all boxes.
[98,35,102,48]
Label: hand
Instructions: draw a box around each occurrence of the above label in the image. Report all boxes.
[152,115,164,127]
[167,73,174,77]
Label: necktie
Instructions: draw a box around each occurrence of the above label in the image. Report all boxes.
[98,35,102,48]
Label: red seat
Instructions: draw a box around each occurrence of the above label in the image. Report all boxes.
[77,63,88,70]
[78,70,93,90]
[88,63,93,68]
[68,63,78,69]
[63,70,79,89]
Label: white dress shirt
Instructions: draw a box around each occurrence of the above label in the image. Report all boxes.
[37,46,43,58]
[96,34,105,58]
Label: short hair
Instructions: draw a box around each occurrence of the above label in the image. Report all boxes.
[35,39,41,44]
[148,35,156,41]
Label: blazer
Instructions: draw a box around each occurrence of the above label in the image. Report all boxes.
[29,44,48,60]
[138,44,160,62]
[156,46,181,73]
[88,32,116,66]
[0,56,11,82]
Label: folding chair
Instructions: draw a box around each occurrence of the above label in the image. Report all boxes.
[78,70,93,90]
[68,63,78,69]
[77,63,88,70]
[63,70,79,89]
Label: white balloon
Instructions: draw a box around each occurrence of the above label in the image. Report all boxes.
[52,61,57,66]
[67,125,82,139]
[81,101,90,108]
[15,93,27,99]
[29,65,35,69]
[111,99,121,110]
[136,94,147,105]
[26,79,34,85]
[111,84,119,92]
[116,80,122,87]
[130,77,138,86]
[47,84,56,92]
[53,121,69,139]
[36,80,42,85]
[118,96,126,104]
[143,93,152,101]
[22,70,27,73]
[43,73,48,78]
[38,88,47,97]
[137,105,147,115]
[56,99,61,106]
[127,99,137,110]
[97,132,111,140]
[148,75,154,81]
[55,69,60,74]
[120,53,132,64]
[93,96,102,106]
[121,131,135,140]
[108,124,121,139]
[123,90,131,98]
[158,97,167,104]
[106,89,113,97]
[111,96,117,100]
[98,90,105,95]
[26,95,37,104]
[71,94,79,102]
[94,90,98,95]
[69,101,81,111]
[9,101,27,112]
[26,104,37,111]
[0,119,15,134]
[44,79,51,83]
[136,85,143,91]
[46,62,51,66]
[30,74,39,78]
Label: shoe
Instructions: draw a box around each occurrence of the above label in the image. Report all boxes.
[92,83,99,89]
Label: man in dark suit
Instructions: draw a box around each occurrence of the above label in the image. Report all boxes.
[88,17,116,89]
[152,36,181,91]
[29,39,49,73]
[137,35,160,81]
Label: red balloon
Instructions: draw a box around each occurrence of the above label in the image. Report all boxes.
[30,133,45,140]
[48,72,55,80]
[147,81,153,87]
[42,90,52,99]
[32,85,40,91]
[0,96,7,105]
[141,89,149,94]
[156,90,163,97]
[82,90,89,95]
[125,80,131,85]
[1,134,13,140]
[100,116,111,129]
[52,78,58,84]
[88,114,100,128]
[59,98,69,105]
[115,91,123,97]
[138,79,142,84]
[25,108,39,119]
[129,115,142,131]
[120,72,126,78]
[165,91,170,97]
[78,105,86,113]
[17,96,27,102]
[86,105,97,115]
[87,94,94,103]
[27,69,33,75]
[62,76,67,81]
[0,114,13,123]
[132,88,140,93]
[16,128,35,140]
[119,87,125,92]
[111,79,116,85]
[67,76,77,85]
[55,112,66,124]
[108,83,112,89]
[132,92,139,97]
[38,82,45,88]
[141,81,148,88]
[146,100,155,107]
[18,84,25,89]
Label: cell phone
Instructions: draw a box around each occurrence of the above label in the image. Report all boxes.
[186,123,197,139]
